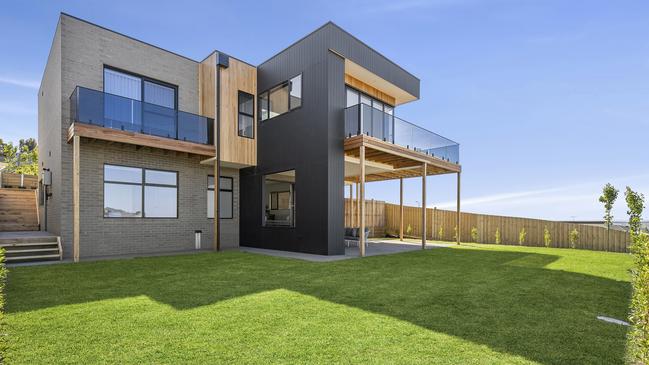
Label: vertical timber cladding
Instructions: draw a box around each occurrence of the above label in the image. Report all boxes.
[199,53,257,166]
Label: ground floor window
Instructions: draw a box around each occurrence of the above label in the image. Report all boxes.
[103,164,177,218]
[207,176,233,219]
[263,170,295,227]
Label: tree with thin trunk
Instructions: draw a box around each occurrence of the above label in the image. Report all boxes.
[599,183,619,251]
[625,187,645,241]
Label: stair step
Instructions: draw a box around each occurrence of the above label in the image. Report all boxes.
[0,241,58,247]
[5,254,60,262]
[5,248,59,254]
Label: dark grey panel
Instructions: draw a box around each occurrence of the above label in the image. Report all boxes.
[241,22,419,255]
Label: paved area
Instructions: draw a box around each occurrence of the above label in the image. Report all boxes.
[0,231,56,239]
[240,240,452,262]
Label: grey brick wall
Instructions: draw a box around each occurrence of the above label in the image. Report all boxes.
[38,20,63,236]
[78,141,239,258]
[55,14,212,258]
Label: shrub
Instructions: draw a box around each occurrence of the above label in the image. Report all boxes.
[544,226,552,248]
[0,249,6,360]
[406,224,413,237]
[495,228,501,245]
[470,227,478,242]
[438,226,444,240]
[453,226,458,243]
[569,228,579,249]
[519,228,527,245]
[627,233,649,364]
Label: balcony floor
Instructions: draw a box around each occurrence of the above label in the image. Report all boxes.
[67,123,215,157]
[344,134,461,183]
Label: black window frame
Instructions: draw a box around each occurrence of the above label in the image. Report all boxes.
[262,169,296,228]
[103,65,179,110]
[103,163,179,219]
[258,73,303,122]
[207,175,234,220]
[237,91,255,139]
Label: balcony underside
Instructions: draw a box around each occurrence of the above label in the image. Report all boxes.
[344,134,461,183]
[67,123,216,157]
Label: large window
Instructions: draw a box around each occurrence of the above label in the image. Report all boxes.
[263,170,295,227]
[346,86,395,141]
[207,176,234,219]
[238,91,254,138]
[103,164,177,218]
[103,67,177,136]
[258,74,302,121]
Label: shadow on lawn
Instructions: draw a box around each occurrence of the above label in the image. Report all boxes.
[6,247,630,365]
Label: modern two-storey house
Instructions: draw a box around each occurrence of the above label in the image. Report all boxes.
[39,13,461,261]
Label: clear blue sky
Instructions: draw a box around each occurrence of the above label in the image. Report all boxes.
[1,0,648,221]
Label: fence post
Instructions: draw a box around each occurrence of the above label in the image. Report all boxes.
[20,173,25,188]
[0,170,3,188]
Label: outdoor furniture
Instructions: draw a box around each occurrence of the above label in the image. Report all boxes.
[344,227,370,248]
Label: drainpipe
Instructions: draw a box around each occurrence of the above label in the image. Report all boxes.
[215,52,229,251]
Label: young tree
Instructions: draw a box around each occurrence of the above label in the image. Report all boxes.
[518,228,527,246]
[470,227,478,242]
[569,228,579,249]
[544,226,552,248]
[625,187,645,240]
[599,183,619,251]
[438,225,444,240]
[495,228,501,245]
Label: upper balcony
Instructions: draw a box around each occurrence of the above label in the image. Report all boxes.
[68,86,215,155]
[344,103,459,164]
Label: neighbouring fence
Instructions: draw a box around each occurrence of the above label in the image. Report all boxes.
[344,199,631,252]
[344,198,386,238]
[0,172,38,190]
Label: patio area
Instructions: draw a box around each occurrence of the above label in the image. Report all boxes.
[240,240,452,262]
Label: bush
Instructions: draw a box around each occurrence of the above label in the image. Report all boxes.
[519,228,527,245]
[495,228,501,245]
[569,228,579,249]
[438,226,444,240]
[470,227,478,242]
[0,249,6,361]
[628,233,649,364]
[406,224,413,237]
[544,226,552,248]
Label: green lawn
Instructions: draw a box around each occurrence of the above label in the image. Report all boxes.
[4,243,632,364]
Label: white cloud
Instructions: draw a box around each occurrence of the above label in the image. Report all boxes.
[432,174,649,220]
[0,76,39,90]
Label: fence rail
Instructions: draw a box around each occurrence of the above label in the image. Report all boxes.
[344,199,631,252]
[0,172,38,190]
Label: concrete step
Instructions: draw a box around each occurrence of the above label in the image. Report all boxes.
[5,254,60,262]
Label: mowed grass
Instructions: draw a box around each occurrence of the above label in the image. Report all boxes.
[5,243,632,364]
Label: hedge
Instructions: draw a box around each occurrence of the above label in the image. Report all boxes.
[628,233,649,364]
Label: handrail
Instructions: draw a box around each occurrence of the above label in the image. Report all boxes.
[70,86,214,146]
[344,104,460,164]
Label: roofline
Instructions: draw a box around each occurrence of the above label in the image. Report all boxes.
[258,21,420,82]
[59,12,255,68]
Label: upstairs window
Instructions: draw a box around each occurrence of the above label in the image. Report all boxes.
[258,74,302,121]
[238,91,254,138]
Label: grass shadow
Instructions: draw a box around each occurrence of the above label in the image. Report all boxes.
[6,247,631,364]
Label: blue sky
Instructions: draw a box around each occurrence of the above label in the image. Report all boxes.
[1,0,648,221]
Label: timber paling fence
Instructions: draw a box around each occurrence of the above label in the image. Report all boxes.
[344,199,631,253]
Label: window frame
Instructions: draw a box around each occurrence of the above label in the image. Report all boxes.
[103,65,179,110]
[103,163,178,219]
[207,175,234,220]
[258,73,303,122]
[237,91,255,139]
[262,169,296,228]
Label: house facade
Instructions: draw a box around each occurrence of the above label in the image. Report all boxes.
[39,13,461,261]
